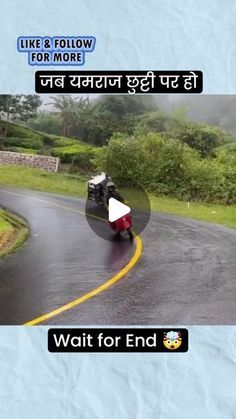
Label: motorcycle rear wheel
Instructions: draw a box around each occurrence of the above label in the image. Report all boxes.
[127,229,134,241]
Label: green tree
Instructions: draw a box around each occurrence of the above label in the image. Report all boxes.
[166,122,222,157]
[0,95,42,137]
[28,111,62,135]
[0,95,20,136]
[97,95,157,118]
[28,95,158,145]
[17,95,42,122]
[48,95,89,137]
[79,95,158,144]
[134,111,170,135]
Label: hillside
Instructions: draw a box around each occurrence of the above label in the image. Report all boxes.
[0,120,97,172]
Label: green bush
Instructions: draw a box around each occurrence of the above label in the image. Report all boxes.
[216,142,236,154]
[3,147,38,155]
[48,136,77,147]
[135,112,170,134]
[71,149,96,172]
[166,123,221,157]
[0,136,43,150]
[51,144,94,163]
[93,132,236,204]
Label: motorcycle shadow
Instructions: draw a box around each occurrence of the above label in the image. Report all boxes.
[105,235,135,271]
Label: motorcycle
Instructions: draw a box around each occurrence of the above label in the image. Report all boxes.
[109,213,134,241]
[87,173,134,240]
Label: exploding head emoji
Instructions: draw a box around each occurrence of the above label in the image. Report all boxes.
[163,331,182,350]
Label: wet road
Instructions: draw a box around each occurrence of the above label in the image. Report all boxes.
[0,186,236,325]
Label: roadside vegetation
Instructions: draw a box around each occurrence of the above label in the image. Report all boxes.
[0,166,236,229]
[0,120,97,173]
[0,209,29,257]
[0,94,236,229]
[0,166,87,197]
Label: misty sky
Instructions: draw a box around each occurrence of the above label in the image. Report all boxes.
[39,94,236,130]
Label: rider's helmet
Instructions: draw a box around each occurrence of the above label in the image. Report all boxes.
[107,181,115,191]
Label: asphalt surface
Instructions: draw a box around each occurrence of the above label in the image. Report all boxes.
[0,186,236,325]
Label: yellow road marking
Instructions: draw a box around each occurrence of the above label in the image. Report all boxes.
[0,188,143,325]
[25,235,142,325]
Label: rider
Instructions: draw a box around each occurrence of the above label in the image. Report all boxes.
[105,178,124,206]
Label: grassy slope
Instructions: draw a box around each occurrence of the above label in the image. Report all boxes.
[0,166,87,197]
[150,195,236,229]
[0,212,13,233]
[0,166,236,229]
[0,208,29,257]
[0,120,96,157]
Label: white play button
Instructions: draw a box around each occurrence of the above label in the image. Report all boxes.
[108,198,131,222]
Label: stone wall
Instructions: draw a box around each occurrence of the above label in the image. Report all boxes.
[0,151,59,172]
